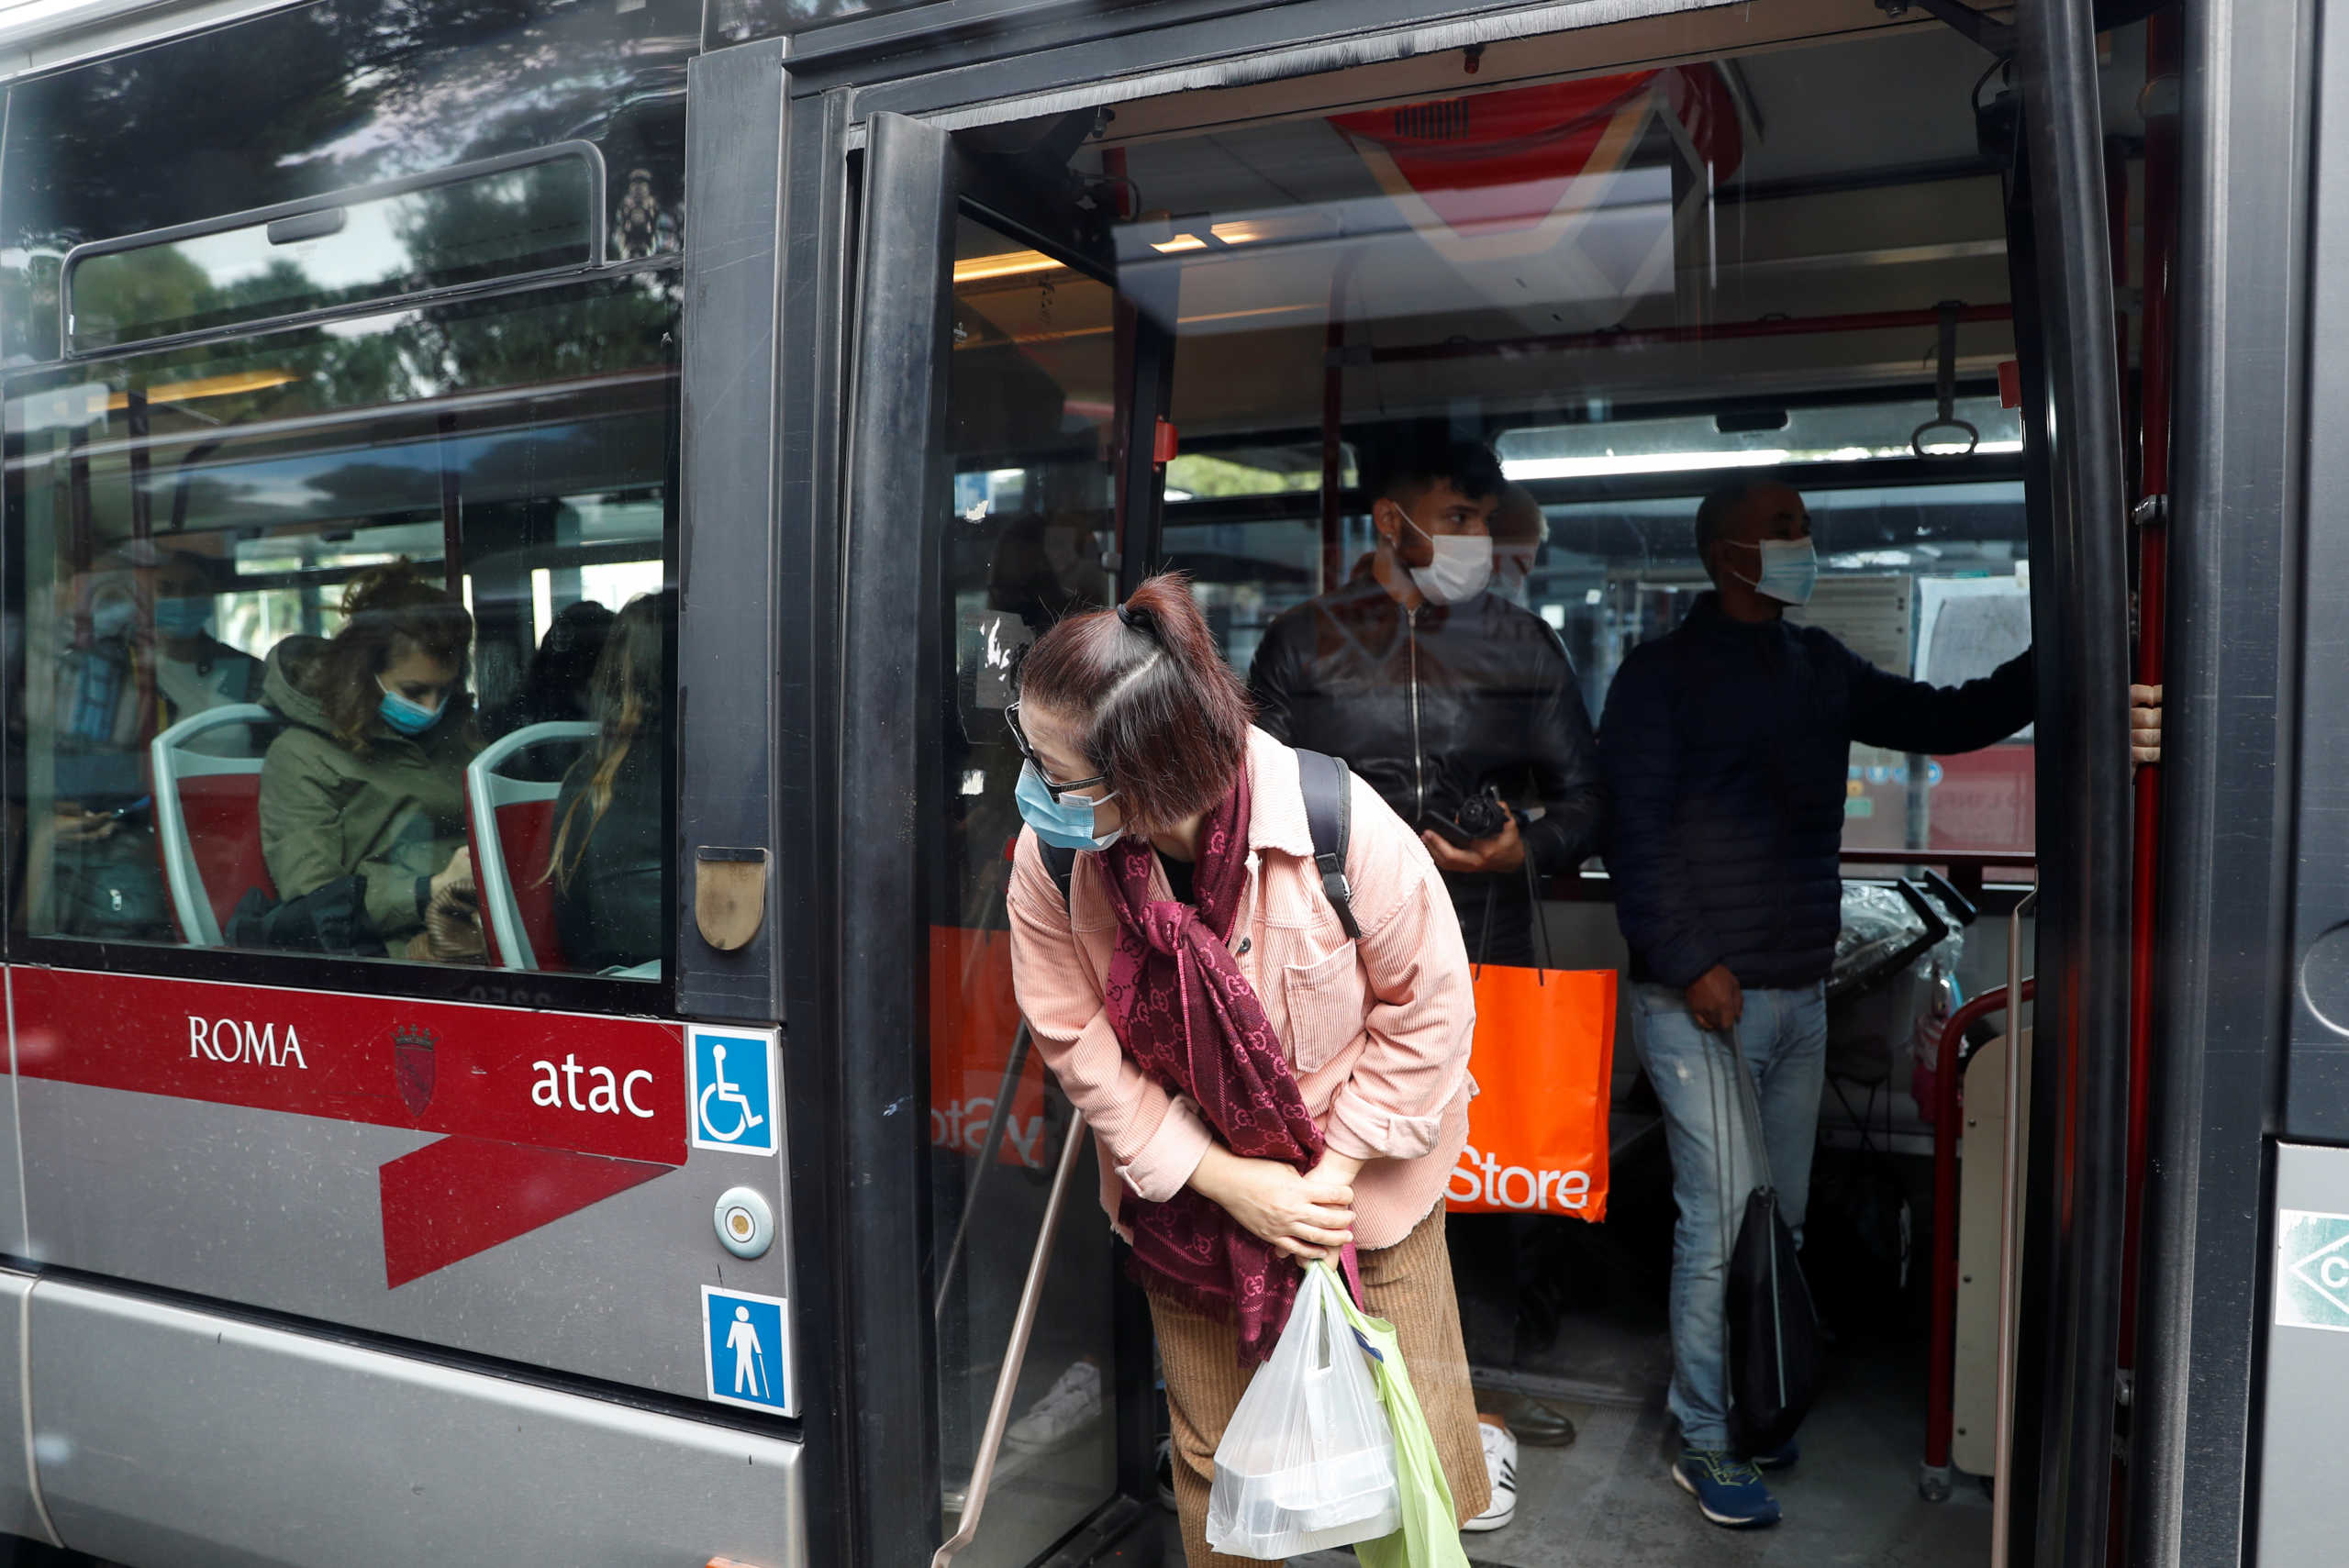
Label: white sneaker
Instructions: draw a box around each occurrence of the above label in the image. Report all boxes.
[1004,1358,1102,1453]
[1464,1418,1518,1532]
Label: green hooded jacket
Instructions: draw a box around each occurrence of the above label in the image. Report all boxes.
[258,638,478,941]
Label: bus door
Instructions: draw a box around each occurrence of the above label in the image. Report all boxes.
[833,110,1157,1568]
[825,6,2143,1568]
[0,14,804,1564]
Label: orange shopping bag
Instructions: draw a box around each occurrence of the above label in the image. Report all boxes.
[1445,965,1618,1222]
[928,926,1053,1171]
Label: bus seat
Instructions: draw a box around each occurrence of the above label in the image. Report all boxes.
[466,722,596,972]
[150,704,277,948]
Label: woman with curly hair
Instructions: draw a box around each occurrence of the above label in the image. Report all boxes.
[258,561,481,961]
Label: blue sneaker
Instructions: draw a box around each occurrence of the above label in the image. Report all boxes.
[1751,1436,1800,1472]
[1672,1448,1782,1528]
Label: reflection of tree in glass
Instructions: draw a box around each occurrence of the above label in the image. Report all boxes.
[13,276,679,558]
[387,163,592,294]
[70,252,344,349]
[1,0,697,361]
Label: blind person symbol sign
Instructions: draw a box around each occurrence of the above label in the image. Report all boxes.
[690,1027,780,1157]
[702,1285,793,1415]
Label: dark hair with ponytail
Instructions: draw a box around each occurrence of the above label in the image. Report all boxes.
[1014,573,1252,831]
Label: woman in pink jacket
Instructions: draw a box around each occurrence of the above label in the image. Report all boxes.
[1004,574,1485,1567]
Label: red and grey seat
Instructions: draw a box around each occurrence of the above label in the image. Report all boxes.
[150,703,276,948]
[466,721,596,971]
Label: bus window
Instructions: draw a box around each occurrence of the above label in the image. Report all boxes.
[1131,73,2033,865]
[6,272,678,977]
[0,0,695,365]
[63,145,606,354]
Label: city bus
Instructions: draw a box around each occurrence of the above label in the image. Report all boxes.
[0,0,2315,1564]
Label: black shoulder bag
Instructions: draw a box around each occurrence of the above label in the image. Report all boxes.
[1711,1028,1821,1455]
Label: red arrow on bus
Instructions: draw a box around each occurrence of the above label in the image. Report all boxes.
[11,969,689,1286]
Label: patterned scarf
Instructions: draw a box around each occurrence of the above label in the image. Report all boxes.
[1099,764,1325,1363]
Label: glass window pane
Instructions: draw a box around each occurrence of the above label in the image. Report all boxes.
[6,272,680,976]
[928,214,1119,1564]
[1118,55,2033,863]
[66,151,601,352]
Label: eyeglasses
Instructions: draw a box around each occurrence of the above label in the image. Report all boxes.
[1005,701,1110,802]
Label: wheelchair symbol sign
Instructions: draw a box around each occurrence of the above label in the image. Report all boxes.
[689,1027,779,1156]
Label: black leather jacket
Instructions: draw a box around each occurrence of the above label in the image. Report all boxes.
[1248,574,1606,962]
[551,742,662,973]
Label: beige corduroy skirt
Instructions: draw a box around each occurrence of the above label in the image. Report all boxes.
[1148,1204,1488,1568]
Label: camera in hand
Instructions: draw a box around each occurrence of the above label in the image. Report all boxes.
[1424,786,1511,848]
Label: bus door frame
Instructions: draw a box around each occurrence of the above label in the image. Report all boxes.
[825,105,1163,1568]
[794,3,2143,1566]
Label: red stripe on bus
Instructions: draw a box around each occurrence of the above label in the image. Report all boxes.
[379,1136,668,1288]
[10,968,688,1167]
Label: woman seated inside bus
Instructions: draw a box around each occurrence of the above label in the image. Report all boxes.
[544,591,668,975]
[257,562,481,962]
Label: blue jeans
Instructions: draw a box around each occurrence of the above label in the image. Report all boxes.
[1630,980,1827,1452]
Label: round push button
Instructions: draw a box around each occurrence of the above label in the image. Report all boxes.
[713,1185,775,1260]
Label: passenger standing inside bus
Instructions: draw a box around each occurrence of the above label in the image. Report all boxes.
[1599,479,2033,1529]
[259,562,482,962]
[545,592,669,974]
[483,598,616,780]
[1005,575,1487,1568]
[37,557,173,940]
[1249,428,1604,1512]
[150,550,265,739]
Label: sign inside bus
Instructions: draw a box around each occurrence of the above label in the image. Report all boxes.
[9,969,687,1286]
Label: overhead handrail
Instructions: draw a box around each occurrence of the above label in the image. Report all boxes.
[932,1106,1088,1568]
[1912,299,1984,457]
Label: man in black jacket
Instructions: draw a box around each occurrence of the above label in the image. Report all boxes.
[1251,428,1605,1518]
[1599,477,2033,1529]
[1250,429,1604,964]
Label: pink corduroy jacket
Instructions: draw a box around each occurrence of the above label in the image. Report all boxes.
[1006,728,1476,1251]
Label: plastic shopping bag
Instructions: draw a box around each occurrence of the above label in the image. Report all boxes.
[1330,1269,1471,1568]
[1206,1262,1400,1559]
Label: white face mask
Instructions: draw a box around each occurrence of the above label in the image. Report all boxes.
[1492,544,1540,604]
[1396,508,1494,605]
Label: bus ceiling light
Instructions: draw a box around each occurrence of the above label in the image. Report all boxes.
[1500,439,2021,482]
[1151,232,1208,253]
[107,369,300,410]
[951,249,1063,284]
[1504,449,1789,481]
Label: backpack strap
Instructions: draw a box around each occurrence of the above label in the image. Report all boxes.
[1295,748,1361,940]
[1041,755,1359,940]
[1041,840,1078,909]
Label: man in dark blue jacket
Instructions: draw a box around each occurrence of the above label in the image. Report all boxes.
[1599,477,2032,1529]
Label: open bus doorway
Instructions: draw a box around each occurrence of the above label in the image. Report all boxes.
[874,5,2152,1566]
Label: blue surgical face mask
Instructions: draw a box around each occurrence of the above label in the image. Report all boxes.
[1014,761,1124,851]
[376,677,447,737]
[1729,537,1820,606]
[154,596,213,639]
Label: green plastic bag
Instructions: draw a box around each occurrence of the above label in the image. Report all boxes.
[1319,1262,1471,1568]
